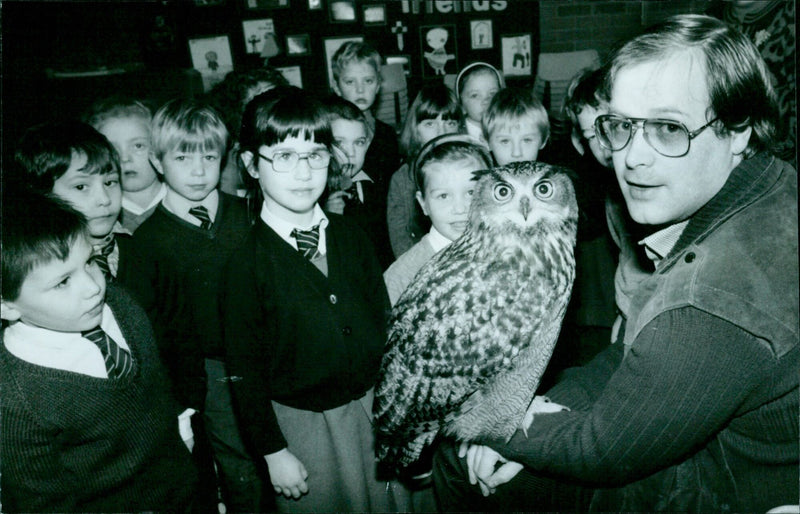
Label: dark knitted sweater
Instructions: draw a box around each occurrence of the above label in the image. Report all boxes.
[495,154,799,512]
[0,284,197,512]
[221,214,391,456]
[118,192,251,409]
[364,118,400,191]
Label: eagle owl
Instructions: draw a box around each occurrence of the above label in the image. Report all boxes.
[374,161,578,474]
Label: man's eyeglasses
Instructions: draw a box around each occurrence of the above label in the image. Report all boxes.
[594,114,718,158]
[258,150,331,173]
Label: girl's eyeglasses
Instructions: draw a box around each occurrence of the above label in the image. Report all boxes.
[258,150,331,172]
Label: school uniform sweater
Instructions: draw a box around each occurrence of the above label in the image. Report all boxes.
[118,192,251,409]
[0,284,197,512]
[364,118,400,190]
[342,176,394,270]
[221,213,391,456]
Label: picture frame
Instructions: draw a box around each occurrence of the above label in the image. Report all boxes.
[501,33,532,77]
[419,25,458,78]
[362,4,386,26]
[470,19,493,50]
[188,35,234,92]
[329,0,357,23]
[241,18,275,54]
[194,0,226,6]
[386,54,411,76]
[244,0,289,10]
[285,34,311,56]
[323,35,364,88]
[308,0,323,9]
[276,65,303,88]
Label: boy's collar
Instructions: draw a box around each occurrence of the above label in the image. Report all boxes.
[162,187,220,222]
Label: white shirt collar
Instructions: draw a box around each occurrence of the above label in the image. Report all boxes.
[162,187,220,227]
[122,182,167,216]
[4,304,129,378]
[639,219,690,267]
[428,226,454,253]
[259,202,329,255]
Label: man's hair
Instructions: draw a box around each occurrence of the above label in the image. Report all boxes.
[331,41,382,83]
[83,95,153,131]
[399,83,463,158]
[1,188,88,301]
[150,99,230,160]
[413,134,493,194]
[603,14,778,156]
[482,87,550,143]
[323,94,373,139]
[13,121,121,194]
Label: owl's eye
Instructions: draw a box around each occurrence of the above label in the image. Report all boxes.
[534,181,554,199]
[493,183,514,202]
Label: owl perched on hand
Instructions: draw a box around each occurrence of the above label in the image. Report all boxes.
[374,161,578,475]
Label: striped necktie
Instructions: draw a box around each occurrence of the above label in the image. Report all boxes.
[92,237,116,280]
[291,225,321,259]
[82,326,134,379]
[189,205,213,230]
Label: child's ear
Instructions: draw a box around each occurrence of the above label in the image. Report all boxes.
[149,153,165,176]
[570,133,586,156]
[415,191,429,216]
[0,299,22,322]
[240,151,259,179]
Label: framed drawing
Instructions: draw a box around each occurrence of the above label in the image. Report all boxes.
[286,34,311,56]
[323,35,363,88]
[308,0,323,9]
[501,33,532,77]
[470,19,493,49]
[419,25,457,78]
[244,0,289,9]
[277,65,303,88]
[329,0,357,22]
[188,35,234,91]
[363,4,386,26]
[242,18,275,54]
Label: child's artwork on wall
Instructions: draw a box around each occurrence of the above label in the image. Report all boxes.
[188,35,234,91]
[244,0,288,9]
[420,25,457,77]
[286,34,311,56]
[308,0,322,9]
[363,4,387,26]
[329,0,357,22]
[323,35,364,88]
[470,20,493,50]
[277,65,303,88]
[501,33,532,77]
[242,18,275,54]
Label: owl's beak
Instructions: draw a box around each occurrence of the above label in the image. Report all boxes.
[519,197,531,221]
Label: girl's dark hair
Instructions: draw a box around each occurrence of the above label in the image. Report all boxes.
[399,83,463,158]
[1,188,88,301]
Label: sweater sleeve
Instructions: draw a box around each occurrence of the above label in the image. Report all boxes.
[494,307,776,486]
[220,244,287,456]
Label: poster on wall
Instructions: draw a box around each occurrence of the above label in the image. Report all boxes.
[188,35,234,91]
[470,19,493,49]
[323,35,364,88]
[419,25,458,77]
[500,33,532,77]
[242,18,275,54]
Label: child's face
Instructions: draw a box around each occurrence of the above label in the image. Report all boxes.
[331,119,370,176]
[576,105,613,168]
[1,234,105,333]
[334,61,380,112]
[246,134,329,226]
[461,71,500,123]
[416,157,482,242]
[416,115,461,147]
[489,117,546,166]
[96,116,158,194]
[51,151,122,241]
[154,147,222,202]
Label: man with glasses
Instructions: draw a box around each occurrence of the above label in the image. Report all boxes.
[433,14,798,512]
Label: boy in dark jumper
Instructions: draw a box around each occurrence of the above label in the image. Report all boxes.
[118,99,263,512]
[0,190,197,512]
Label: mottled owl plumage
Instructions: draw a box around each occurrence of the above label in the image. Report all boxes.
[374,161,578,473]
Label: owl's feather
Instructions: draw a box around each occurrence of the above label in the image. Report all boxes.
[374,161,578,472]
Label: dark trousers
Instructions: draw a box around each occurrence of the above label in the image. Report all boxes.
[433,439,594,512]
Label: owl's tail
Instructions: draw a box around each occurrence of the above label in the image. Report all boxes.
[376,426,440,483]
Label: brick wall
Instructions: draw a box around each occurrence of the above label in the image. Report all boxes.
[539,0,712,58]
